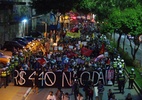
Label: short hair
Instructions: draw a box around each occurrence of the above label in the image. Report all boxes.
[65,92,69,95]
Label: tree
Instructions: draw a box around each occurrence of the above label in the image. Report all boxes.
[124,5,142,60]
[103,5,142,61]
[76,0,115,21]
[31,0,80,14]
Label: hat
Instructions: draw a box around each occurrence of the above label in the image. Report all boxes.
[118,62,122,65]
[119,70,122,74]
[131,68,134,71]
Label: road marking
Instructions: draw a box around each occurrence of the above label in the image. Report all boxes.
[23,87,32,100]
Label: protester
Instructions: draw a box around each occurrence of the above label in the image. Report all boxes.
[83,79,90,100]
[62,92,70,100]
[77,92,84,100]
[70,79,75,95]
[98,81,104,100]
[46,91,56,100]
[108,89,114,100]
[32,59,41,71]
[88,87,94,100]
[33,71,39,94]
[5,21,129,100]
[73,80,80,100]
[125,93,132,100]
[55,87,63,100]
[110,94,117,100]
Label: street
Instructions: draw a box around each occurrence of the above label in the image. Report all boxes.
[0,33,141,100]
[26,80,142,100]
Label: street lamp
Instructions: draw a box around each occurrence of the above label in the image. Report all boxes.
[41,22,48,38]
[22,19,28,36]
[42,22,47,32]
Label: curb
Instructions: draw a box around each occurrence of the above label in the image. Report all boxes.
[22,87,32,100]
[134,81,142,98]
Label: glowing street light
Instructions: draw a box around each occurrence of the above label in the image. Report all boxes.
[22,19,27,23]
[22,19,28,36]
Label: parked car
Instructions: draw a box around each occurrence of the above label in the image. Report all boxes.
[0,52,11,65]
[0,50,12,57]
[15,40,27,46]
[28,31,42,37]
[13,37,29,44]
[23,36,35,42]
[0,53,11,59]
[2,41,25,51]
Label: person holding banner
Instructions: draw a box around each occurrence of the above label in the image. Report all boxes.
[88,87,94,100]
[83,79,90,100]
[97,81,104,100]
[33,71,39,94]
[73,80,79,100]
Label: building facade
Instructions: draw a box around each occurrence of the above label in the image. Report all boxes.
[0,0,32,45]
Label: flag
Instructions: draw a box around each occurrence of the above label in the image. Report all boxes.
[99,43,105,54]
[66,51,78,58]
[94,54,105,62]
[36,58,47,67]
[66,30,81,38]
[81,47,93,56]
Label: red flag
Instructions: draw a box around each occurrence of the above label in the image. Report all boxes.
[37,58,47,66]
[81,47,93,56]
[66,51,78,58]
[99,43,105,54]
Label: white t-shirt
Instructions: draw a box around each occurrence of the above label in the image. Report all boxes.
[62,95,70,100]
[47,53,51,59]
[77,96,84,100]
[47,95,56,100]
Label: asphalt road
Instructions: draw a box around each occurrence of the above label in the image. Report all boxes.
[26,80,142,100]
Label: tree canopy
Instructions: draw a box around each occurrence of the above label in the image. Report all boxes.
[31,0,142,61]
[31,0,81,14]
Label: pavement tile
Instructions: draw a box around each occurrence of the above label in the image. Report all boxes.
[0,83,29,100]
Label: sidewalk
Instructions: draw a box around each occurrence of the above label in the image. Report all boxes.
[0,83,30,100]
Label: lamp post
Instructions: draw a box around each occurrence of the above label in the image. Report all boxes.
[41,21,48,38]
[22,19,28,36]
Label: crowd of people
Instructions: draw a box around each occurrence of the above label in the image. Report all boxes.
[0,21,136,100]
